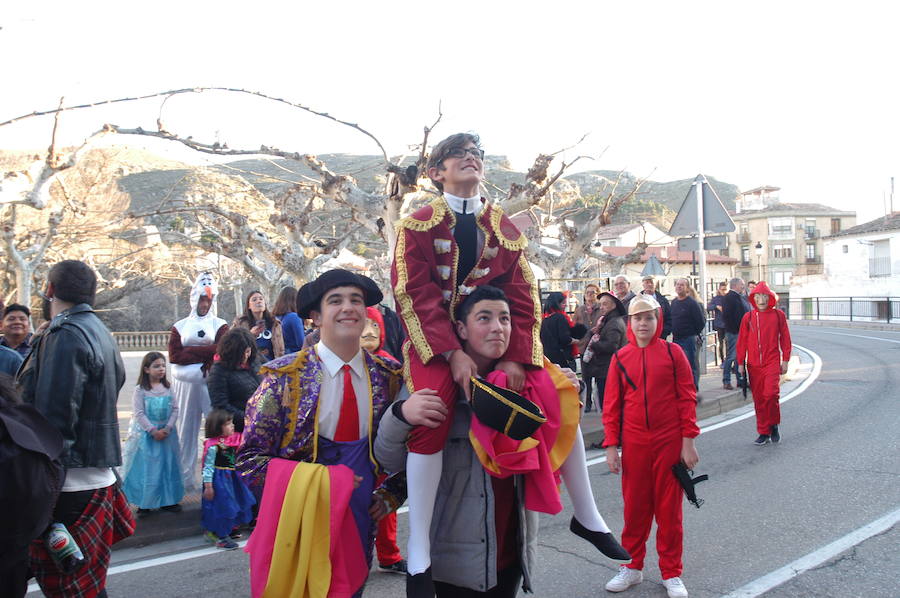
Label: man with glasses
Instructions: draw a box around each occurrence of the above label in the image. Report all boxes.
[392,132,543,595]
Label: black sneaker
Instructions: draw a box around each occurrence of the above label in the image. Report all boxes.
[379,559,407,574]
[770,426,780,444]
[161,504,182,513]
[753,434,770,446]
[229,530,243,540]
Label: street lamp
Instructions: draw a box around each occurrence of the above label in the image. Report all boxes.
[754,241,764,282]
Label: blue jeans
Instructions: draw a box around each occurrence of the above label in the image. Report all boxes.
[674,337,699,389]
[723,331,739,384]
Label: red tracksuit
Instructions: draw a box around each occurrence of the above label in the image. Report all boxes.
[602,310,699,579]
[736,282,792,435]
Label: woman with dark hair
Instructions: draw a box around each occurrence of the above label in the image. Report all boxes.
[232,290,284,361]
[271,287,304,354]
[540,291,584,370]
[207,328,263,433]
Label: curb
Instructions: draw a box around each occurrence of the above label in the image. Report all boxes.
[117,503,205,550]
[789,320,900,332]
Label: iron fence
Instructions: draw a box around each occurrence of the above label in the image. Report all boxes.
[787,297,900,323]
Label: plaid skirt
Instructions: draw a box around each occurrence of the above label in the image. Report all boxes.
[29,484,136,598]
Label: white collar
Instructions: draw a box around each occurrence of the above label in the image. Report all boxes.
[443,192,484,216]
[316,341,366,379]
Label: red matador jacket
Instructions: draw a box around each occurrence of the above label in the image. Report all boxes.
[602,308,700,447]
[736,281,792,368]
[391,196,543,368]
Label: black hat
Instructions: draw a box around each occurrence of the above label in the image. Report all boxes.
[470,377,547,441]
[296,269,383,319]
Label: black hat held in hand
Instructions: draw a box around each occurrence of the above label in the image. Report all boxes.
[296,269,383,319]
[470,377,547,441]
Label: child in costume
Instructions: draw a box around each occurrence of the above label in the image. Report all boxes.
[202,409,255,550]
[394,133,626,595]
[603,295,700,598]
[121,352,184,515]
[736,281,791,445]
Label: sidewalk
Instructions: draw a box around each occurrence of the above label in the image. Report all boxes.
[118,348,815,550]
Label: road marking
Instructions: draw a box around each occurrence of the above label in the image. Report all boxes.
[720,505,900,598]
[85,345,823,577]
[804,330,900,344]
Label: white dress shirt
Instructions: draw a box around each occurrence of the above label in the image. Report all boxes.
[315,341,371,441]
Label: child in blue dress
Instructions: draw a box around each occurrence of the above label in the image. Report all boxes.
[202,409,256,550]
[122,351,184,515]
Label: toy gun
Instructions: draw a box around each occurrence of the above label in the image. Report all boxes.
[741,360,750,399]
[672,462,708,509]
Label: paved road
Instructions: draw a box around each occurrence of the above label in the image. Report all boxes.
[28,325,900,597]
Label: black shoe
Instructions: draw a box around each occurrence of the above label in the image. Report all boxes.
[137,508,154,518]
[569,517,631,561]
[161,504,182,513]
[753,434,770,446]
[379,559,408,574]
[770,426,780,444]
[229,529,243,540]
[406,567,435,598]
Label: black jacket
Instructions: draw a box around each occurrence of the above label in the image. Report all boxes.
[17,304,126,469]
[207,360,263,432]
[540,312,575,369]
[722,290,749,334]
[670,297,707,340]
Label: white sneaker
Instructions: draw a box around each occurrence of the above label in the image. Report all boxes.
[605,566,642,592]
[663,576,688,597]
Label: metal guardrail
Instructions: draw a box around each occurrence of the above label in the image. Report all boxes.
[787,297,900,323]
[112,331,170,351]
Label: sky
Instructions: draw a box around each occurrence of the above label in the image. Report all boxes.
[2,1,898,224]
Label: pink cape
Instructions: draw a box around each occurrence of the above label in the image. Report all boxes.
[245,458,367,598]
[469,368,565,514]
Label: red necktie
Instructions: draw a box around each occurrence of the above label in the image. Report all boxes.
[334,364,359,441]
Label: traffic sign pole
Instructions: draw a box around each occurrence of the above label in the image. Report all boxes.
[695,176,708,377]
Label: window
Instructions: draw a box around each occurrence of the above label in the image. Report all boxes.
[831,218,841,234]
[806,244,816,259]
[773,244,793,258]
[870,239,891,277]
[607,240,617,247]
[842,244,849,253]
[741,246,750,264]
[771,271,792,286]
[768,217,793,238]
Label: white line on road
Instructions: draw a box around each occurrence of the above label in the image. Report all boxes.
[83,345,823,579]
[720,506,900,598]
[804,330,900,344]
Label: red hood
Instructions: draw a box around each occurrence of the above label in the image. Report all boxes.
[749,281,778,311]
[365,306,386,351]
[625,306,665,346]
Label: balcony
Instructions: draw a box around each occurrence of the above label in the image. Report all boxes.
[736,231,752,244]
[740,259,752,267]
[805,255,822,264]
[768,227,795,240]
[804,228,820,240]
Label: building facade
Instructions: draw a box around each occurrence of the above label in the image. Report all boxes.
[725,187,856,297]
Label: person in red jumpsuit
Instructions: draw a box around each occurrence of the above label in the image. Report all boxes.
[360,307,407,574]
[736,281,791,446]
[602,295,700,598]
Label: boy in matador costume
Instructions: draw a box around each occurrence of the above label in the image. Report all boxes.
[393,133,628,596]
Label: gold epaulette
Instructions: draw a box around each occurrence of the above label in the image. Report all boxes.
[489,204,528,251]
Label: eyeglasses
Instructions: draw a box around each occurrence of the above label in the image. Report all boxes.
[445,146,485,160]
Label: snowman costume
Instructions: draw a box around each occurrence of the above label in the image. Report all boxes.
[168,272,228,492]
